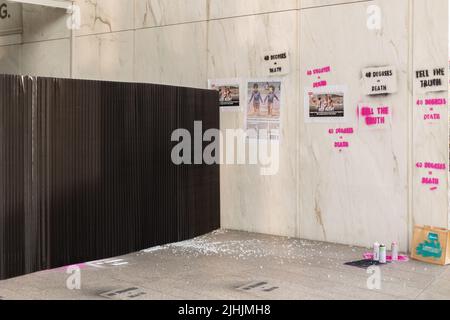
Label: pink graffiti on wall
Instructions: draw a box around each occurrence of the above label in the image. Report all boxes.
[328,127,354,152]
[416,162,446,191]
[358,104,391,129]
[307,66,331,88]
[307,66,331,76]
[416,98,446,122]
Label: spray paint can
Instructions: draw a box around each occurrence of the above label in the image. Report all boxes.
[391,242,399,262]
[379,244,387,264]
[373,242,380,262]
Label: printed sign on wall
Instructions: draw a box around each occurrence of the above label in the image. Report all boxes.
[304,85,348,123]
[263,50,290,76]
[358,103,392,130]
[362,66,397,95]
[246,79,282,141]
[415,67,447,93]
[208,79,241,112]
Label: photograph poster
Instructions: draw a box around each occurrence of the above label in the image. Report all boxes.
[245,79,282,141]
[304,85,348,123]
[208,79,241,111]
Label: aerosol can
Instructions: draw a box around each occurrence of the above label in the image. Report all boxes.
[373,242,380,262]
[391,242,399,262]
[379,244,387,264]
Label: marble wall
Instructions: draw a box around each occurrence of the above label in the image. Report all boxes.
[0,1,22,35]
[0,0,448,252]
[298,0,410,249]
[411,0,449,232]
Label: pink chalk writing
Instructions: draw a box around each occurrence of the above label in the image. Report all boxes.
[425,98,446,105]
[335,142,349,148]
[307,66,331,76]
[313,80,327,88]
[359,104,391,129]
[366,117,385,126]
[329,128,354,135]
[328,127,353,151]
[424,114,440,120]
[416,161,446,191]
[422,177,439,185]
[417,98,447,106]
[416,98,446,122]
[416,162,446,170]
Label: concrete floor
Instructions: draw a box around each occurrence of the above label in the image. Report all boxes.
[0,230,449,300]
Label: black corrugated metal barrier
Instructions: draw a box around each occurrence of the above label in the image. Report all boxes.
[0,74,220,280]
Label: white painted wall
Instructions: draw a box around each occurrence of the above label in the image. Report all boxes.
[0,0,447,252]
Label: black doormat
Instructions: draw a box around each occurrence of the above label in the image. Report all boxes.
[344,259,388,269]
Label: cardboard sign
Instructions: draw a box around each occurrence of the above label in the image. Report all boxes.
[362,66,397,95]
[263,50,290,76]
[411,225,450,266]
[415,67,447,93]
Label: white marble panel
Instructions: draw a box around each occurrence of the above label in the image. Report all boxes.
[134,0,206,28]
[73,31,134,81]
[412,0,449,229]
[209,0,298,20]
[0,1,23,35]
[22,4,70,43]
[208,11,299,237]
[0,44,21,74]
[135,21,207,88]
[300,0,370,9]
[299,0,410,251]
[74,0,135,36]
[0,34,22,46]
[21,39,71,77]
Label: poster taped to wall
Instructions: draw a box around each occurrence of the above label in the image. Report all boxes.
[304,85,348,123]
[362,66,397,95]
[208,79,241,111]
[245,79,282,141]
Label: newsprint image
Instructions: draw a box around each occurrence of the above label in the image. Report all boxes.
[0,0,450,316]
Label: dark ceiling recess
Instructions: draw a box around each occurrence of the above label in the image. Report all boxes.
[0,74,220,280]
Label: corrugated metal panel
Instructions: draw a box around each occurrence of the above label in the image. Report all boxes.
[0,75,220,280]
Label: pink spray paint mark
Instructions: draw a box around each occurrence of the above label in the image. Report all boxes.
[430,187,438,191]
[425,98,446,105]
[313,80,327,88]
[363,253,409,262]
[424,162,446,170]
[422,177,439,185]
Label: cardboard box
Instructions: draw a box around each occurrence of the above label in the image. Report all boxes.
[411,225,450,266]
